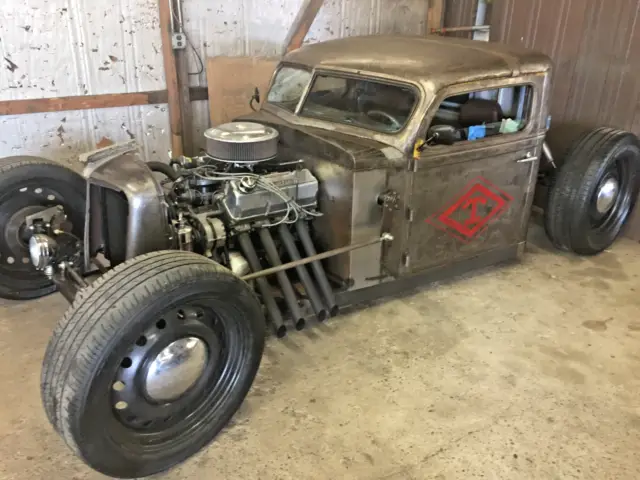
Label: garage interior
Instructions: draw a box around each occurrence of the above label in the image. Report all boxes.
[1,0,640,479]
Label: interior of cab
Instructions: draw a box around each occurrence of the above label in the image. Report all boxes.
[427,85,532,145]
[301,75,417,133]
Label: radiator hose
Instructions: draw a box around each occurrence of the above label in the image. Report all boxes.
[147,161,181,181]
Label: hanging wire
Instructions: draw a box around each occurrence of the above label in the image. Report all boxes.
[170,8,205,76]
[189,165,323,226]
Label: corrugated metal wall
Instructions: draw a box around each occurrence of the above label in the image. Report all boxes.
[489,0,640,238]
[5,1,638,159]
[436,0,640,137]
[0,0,170,163]
[0,0,428,162]
[490,0,640,135]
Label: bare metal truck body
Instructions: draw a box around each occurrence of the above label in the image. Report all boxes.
[0,36,637,478]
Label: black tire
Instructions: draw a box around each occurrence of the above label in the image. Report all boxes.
[545,127,640,255]
[0,156,85,299]
[41,250,265,478]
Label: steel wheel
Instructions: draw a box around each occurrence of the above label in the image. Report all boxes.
[105,303,244,439]
[588,156,634,233]
[0,157,85,299]
[42,251,265,478]
[545,127,640,255]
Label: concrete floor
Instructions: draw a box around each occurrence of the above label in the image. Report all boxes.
[1,224,639,480]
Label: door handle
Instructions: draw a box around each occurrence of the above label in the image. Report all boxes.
[516,152,537,163]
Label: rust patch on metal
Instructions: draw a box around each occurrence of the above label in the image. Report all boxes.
[56,125,65,145]
[96,137,115,149]
[4,57,18,72]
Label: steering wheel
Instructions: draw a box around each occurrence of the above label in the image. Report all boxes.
[366,110,402,131]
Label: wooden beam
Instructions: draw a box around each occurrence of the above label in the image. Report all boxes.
[427,0,445,34]
[431,25,489,34]
[158,0,184,156]
[283,0,324,54]
[0,91,166,116]
[189,86,209,102]
[0,87,208,116]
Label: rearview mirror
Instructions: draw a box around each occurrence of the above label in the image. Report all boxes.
[252,87,261,104]
[249,87,261,112]
[427,125,457,146]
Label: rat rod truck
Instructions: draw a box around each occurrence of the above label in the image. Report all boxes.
[0,36,638,477]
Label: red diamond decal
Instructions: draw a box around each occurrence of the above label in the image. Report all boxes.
[426,177,513,243]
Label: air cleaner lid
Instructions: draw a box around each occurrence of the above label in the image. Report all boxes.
[204,122,279,144]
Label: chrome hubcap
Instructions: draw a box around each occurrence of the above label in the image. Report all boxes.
[111,307,223,430]
[596,177,619,214]
[145,337,208,402]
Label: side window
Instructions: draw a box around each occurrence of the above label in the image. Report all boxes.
[426,85,533,146]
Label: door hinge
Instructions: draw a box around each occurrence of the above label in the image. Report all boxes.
[405,207,414,222]
[402,252,410,268]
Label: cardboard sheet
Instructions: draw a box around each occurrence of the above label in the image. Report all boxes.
[206,56,279,126]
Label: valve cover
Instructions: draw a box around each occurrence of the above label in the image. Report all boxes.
[222,169,318,223]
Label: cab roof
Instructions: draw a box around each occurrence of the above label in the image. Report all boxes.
[283,35,552,91]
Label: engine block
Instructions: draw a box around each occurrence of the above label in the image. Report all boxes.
[221,169,318,223]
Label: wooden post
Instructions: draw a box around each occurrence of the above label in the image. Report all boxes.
[427,0,445,35]
[173,0,195,156]
[176,51,193,156]
[283,0,325,54]
[158,0,184,157]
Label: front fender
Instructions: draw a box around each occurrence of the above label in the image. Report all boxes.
[81,142,172,267]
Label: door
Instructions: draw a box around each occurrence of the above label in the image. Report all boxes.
[401,81,545,274]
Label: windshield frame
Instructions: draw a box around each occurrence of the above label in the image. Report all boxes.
[264,64,423,138]
[296,70,420,134]
[265,63,314,113]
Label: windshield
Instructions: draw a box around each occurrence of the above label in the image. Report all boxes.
[266,66,312,112]
[300,73,416,133]
[266,67,417,134]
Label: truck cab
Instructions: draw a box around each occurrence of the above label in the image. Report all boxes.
[244,35,552,289]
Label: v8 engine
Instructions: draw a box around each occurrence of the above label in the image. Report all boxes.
[168,122,321,265]
[27,121,346,338]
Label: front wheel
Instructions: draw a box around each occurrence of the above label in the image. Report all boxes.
[545,127,640,255]
[0,156,85,299]
[41,251,265,478]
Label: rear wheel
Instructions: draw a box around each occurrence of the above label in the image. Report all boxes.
[0,156,85,299]
[545,127,640,255]
[41,250,265,478]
